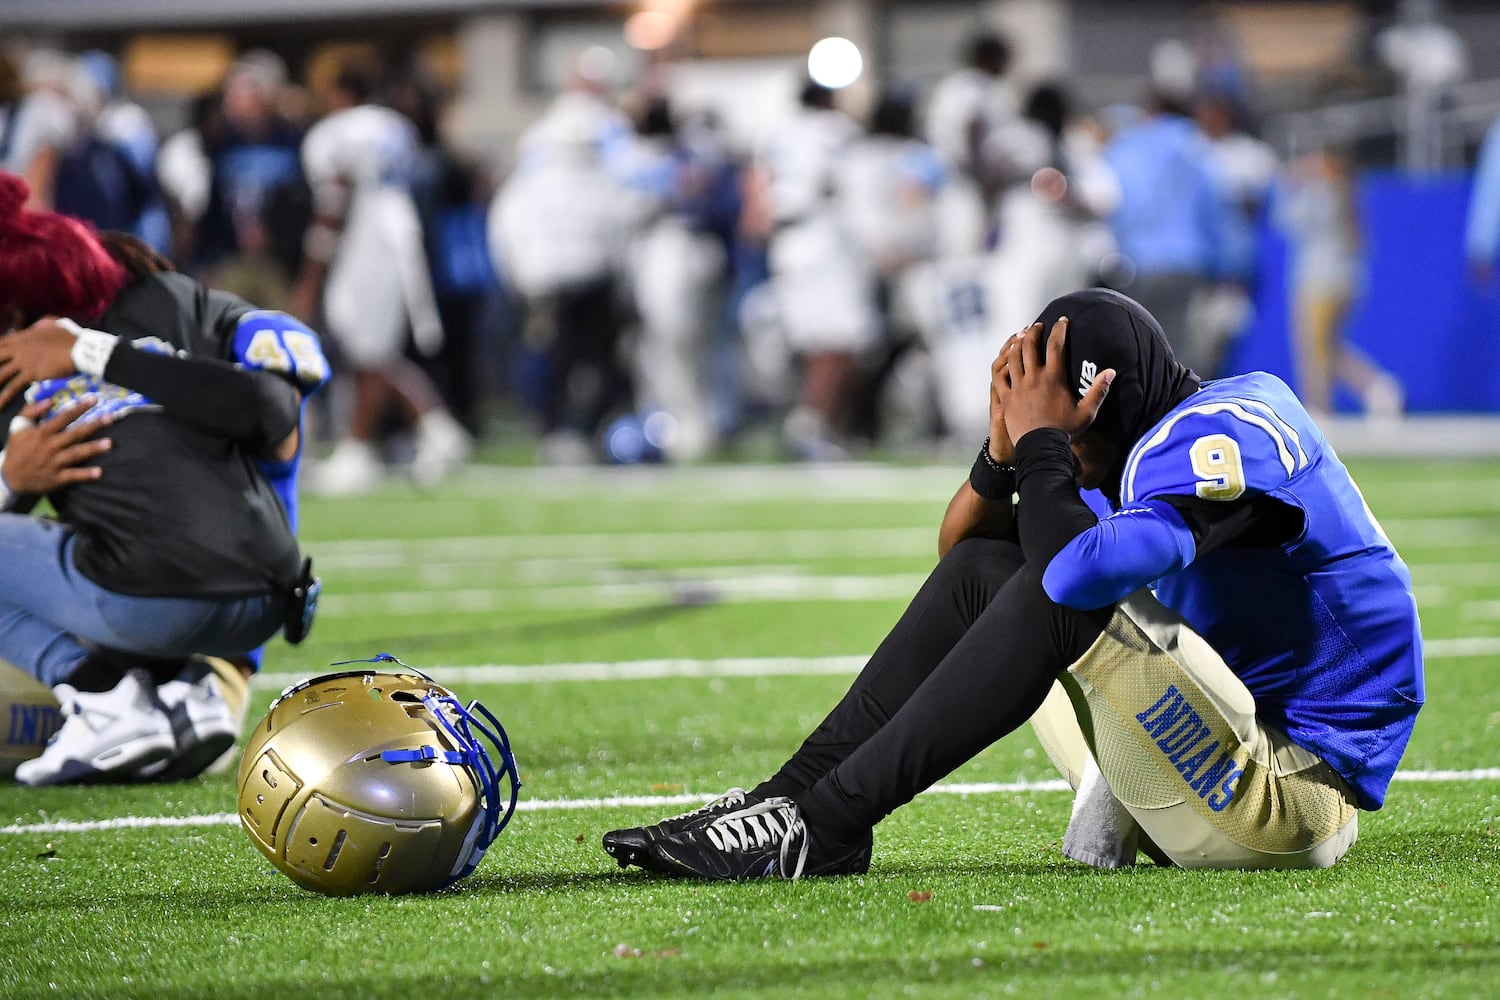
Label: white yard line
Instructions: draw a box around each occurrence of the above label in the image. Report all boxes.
[1410,563,1500,585]
[251,637,1500,691]
[1423,636,1500,656]
[322,576,1500,618]
[312,527,936,570]
[4,769,1497,837]
[254,655,871,689]
[1383,519,1500,548]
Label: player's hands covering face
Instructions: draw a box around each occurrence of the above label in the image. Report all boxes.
[1,399,112,494]
[0,317,82,410]
[987,331,1023,464]
[994,317,1114,446]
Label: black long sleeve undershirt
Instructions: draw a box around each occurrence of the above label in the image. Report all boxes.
[102,344,301,454]
[1013,428,1099,569]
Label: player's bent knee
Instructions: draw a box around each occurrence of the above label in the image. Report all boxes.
[942,535,1024,572]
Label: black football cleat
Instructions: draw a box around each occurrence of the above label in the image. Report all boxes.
[603,787,763,872]
[644,796,873,881]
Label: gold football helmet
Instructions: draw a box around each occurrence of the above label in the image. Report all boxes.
[236,656,520,896]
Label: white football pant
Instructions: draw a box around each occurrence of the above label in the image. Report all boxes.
[1031,590,1360,870]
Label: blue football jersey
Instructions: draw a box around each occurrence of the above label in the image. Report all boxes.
[230,310,331,535]
[1116,373,1424,809]
[229,310,330,670]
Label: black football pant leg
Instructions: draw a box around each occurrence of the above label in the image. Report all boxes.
[754,537,1025,799]
[753,536,1109,847]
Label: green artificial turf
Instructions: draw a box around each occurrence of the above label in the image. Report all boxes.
[2,456,1496,999]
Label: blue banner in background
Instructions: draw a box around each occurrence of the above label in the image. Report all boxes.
[1224,170,1500,413]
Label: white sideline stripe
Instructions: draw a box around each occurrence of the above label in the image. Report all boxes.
[1386,768,1500,783]
[322,575,1500,618]
[4,770,1497,837]
[251,637,1500,690]
[254,656,870,689]
[319,574,928,616]
[1425,636,1500,656]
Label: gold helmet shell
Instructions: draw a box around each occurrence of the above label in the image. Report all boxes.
[236,660,520,896]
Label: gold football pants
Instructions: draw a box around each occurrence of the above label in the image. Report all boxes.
[1031,590,1358,869]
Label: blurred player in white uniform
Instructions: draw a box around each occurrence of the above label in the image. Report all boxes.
[488,54,636,463]
[0,49,79,210]
[750,80,875,460]
[155,92,219,266]
[837,90,947,444]
[616,96,726,462]
[841,92,946,308]
[295,69,470,493]
[924,31,1017,229]
[905,83,1122,446]
[989,86,1120,332]
[902,35,1045,447]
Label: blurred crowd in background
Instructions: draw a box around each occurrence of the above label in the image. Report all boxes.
[3,0,1497,488]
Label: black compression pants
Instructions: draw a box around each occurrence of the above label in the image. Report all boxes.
[753,536,1112,846]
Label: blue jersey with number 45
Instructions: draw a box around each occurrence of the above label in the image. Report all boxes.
[230,310,330,533]
[1052,373,1424,810]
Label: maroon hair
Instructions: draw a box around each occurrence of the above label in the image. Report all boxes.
[0,172,129,324]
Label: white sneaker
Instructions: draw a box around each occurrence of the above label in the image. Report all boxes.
[1363,375,1406,421]
[782,406,849,463]
[537,430,594,466]
[410,411,473,487]
[14,669,174,786]
[312,439,384,496]
[135,657,248,782]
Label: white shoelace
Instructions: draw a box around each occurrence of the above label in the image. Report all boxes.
[667,787,749,825]
[703,797,810,879]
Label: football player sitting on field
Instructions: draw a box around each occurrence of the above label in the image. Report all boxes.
[0,172,326,785]
[604,287,1424,877]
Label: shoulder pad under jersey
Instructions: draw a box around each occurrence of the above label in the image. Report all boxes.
[1120,390,1311,504]
[232,311,332,392]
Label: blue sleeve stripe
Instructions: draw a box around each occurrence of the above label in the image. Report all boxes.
[1123,400,1302,502]
[1237,397,1308,468]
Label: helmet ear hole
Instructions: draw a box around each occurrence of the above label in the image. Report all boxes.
[322,829,347,870]
[235,667,519,896]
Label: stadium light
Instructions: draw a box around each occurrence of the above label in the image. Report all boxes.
[807,36,862,90]
[625,11,677,51]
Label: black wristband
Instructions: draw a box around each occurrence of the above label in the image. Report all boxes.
[969,437,1017,501]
